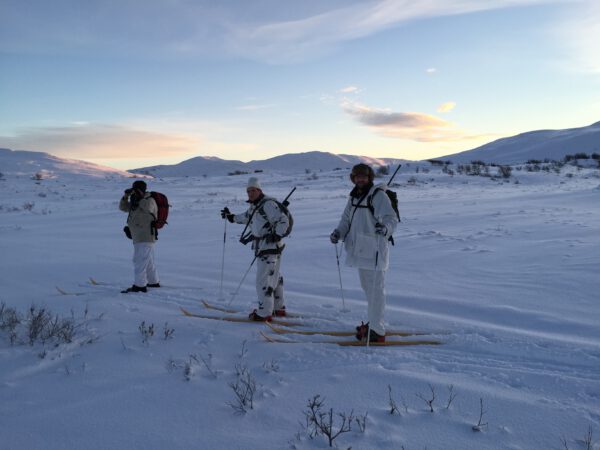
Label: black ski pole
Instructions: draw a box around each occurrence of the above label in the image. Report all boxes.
[218,219,227,300]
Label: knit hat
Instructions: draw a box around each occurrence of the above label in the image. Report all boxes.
[246,177,262,190]
[132,180,147,193]
[350,163,375,183]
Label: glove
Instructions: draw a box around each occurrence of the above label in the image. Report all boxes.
[375,223,387,236]
[264,233,281,243]
[330,229,340,244]
[220,207,234,222]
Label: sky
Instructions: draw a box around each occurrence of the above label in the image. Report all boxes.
[1,0,599,170]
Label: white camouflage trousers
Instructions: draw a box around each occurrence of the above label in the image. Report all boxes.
[133,242,159,287]
[358,268,386,335]
[255,253,284,318]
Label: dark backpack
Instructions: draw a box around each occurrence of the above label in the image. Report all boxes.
[367,187,400,222]
[367,187,400,244]
[150,191,169,229]
[258,198,294,238]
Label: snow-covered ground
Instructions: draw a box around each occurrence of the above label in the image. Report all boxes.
[1,165,599,450]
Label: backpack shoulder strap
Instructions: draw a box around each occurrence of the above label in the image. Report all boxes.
[367,187,385,216]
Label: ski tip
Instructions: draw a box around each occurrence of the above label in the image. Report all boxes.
[56,286,68,295]
[89,277,99,285]
[259,330,274,342]
[180,307,193,316]
[259,330,292,343]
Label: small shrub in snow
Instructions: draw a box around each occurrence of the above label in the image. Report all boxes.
[416,384,437,413]
[0,303,20,344]
[445,384,458,409]
[560,425,596,450]
[227,363,256,414]
[388,384,401,415]
[1,303,90,347]
[27,306,75,345]
[472,397,488,432]
[262,359,280,373]
[138,321,155,344]
[184,354,199,381]
[498,165,512,179]
[302,395,356,447]
[163,322,175,340]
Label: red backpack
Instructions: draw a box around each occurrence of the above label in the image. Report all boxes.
[150,191,169,229]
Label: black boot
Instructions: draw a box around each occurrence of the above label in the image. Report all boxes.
[121,285,147,293]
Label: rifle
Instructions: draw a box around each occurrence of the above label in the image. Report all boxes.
[386,164,402,186]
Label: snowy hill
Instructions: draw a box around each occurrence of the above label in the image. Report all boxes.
[130,155,248,178]
[442,121,600,164]
[131,151,406,177]
[0,148,139,180]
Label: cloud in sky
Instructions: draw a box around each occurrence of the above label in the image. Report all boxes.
[0,124,198,160]
[228,0,558,63]
[339,86,360,94]
[342,100,484,142]
[437,101,456,113]
[0,0,559,64]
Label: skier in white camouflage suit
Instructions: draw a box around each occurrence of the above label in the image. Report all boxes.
[119,180,161,293]
[221,177,290,321]
[330,164,398,342]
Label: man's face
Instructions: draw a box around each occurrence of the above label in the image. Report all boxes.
[247,187,261,202]
[353,173,370,189]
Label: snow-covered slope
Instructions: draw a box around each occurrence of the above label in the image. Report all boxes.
[131,151,406,177]
[442,121,600,164]
[1,164,599,449]
[0,148,139,179]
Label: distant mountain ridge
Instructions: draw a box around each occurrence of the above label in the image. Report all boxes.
[130,151,406,177]
[3,121,598,179]
[0,148,138,179]
[442,121,600,164]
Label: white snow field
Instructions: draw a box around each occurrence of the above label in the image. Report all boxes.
[1,162,599,450]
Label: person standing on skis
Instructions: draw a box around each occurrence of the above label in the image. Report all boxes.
[119,180,160,293]
[330,164,398,342]
[220,177,289,321]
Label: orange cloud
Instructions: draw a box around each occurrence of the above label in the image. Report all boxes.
[342,101,484,142]
[0,124,198,160]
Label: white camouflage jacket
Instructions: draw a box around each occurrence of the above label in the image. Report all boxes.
[233,195,290,255]
[336,183,398,271]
